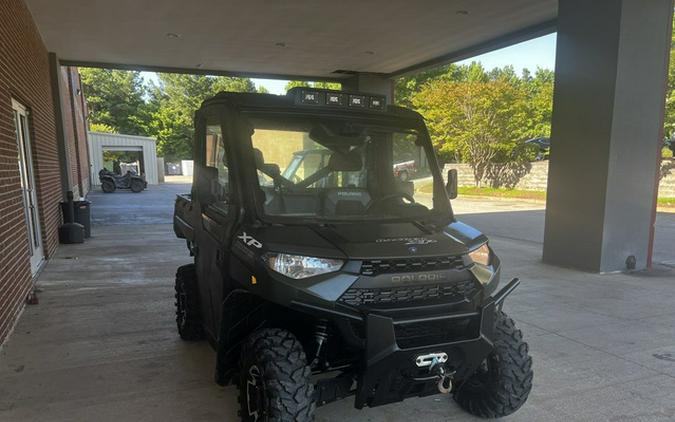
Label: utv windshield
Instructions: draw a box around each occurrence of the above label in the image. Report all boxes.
[247,115,450,222]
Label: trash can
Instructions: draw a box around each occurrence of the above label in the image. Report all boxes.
[75,200,91,238]
[61,200,91,238]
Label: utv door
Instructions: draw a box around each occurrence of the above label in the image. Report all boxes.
[192,106,239,340]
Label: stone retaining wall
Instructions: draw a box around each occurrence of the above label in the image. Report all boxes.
[443,161,675,197]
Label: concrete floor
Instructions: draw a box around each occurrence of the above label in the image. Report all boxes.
[1,182,674,421]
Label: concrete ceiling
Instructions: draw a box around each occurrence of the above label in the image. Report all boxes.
[25,0,557,79]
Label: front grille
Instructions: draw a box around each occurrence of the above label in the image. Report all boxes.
[360,256,465,276]
[338,279,477,307]
[394,316,479,349]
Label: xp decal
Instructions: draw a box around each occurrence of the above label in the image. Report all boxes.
[237,232,262,249]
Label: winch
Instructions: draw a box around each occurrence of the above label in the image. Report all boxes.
[414,352,454,394]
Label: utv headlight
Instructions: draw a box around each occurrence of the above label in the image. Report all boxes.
[265,253,344,279]
[468,243,491,266]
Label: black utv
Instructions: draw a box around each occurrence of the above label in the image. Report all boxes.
[99,168,147,193]
[173,88,533,421]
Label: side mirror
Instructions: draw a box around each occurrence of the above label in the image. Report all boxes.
[445,169,458,199]
[197,166,219,205]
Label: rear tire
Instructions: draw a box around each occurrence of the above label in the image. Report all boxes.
[130,179,144,193]
[238,328,315,422]
[101,180,115,193]
[174,264,203,341]
[453,310,533,418]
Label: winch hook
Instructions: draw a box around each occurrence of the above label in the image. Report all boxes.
[429,357,453,394]
[437,374,453,394]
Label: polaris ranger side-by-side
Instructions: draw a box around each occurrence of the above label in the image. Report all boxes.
[173,88,533,421]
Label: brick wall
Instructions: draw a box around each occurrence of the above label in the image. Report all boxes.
[443,160,675,198]
[660,172,675,197]
[0,0,61,345]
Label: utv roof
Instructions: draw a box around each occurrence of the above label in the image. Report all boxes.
[200,88,424,121]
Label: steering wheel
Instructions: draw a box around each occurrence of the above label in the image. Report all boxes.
[366,192,415,213]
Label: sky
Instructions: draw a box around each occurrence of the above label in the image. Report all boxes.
[142,33,557,95]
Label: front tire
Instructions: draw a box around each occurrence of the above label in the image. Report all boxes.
[238,328,315,422]
[101,180,115,193]
[174,264,203,341]
[453,310,533,418]
[130,179,144,193]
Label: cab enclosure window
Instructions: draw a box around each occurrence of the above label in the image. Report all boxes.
[200,124,230,213]
[248,115,444,221]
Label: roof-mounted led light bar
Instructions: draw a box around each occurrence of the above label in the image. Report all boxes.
[287,87,386,111]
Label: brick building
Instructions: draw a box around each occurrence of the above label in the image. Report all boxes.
[0,0,90,345]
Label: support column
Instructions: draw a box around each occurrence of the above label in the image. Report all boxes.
[341,74,394,103]
[48,52,71,200]
[543,0,673,272]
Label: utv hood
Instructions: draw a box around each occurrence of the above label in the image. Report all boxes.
[252,220,487,260]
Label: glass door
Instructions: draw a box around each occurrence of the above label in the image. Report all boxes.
[12,99,44,276]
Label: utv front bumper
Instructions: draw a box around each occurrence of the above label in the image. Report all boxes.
[354,278,519,409]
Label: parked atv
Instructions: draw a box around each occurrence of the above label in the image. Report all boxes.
[99,168,147,193]
[173,88,533,421]
[393,159,417,181]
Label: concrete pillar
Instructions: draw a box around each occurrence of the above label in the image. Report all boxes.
[543,0,673,272]
[341,74,394,103]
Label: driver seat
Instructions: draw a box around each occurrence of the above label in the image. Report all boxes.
[322,188,371,217]
[253,148,282,178]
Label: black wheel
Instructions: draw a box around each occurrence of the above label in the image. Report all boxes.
[130,179,144,193]
[101,180,115,193]
[453,310,533,418]
[238,328,315,422]
[398,170,409,181]
[174,264,203,341]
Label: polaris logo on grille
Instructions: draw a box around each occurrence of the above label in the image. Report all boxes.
[391,273,447,283]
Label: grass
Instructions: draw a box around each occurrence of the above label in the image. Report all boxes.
[658,197,675,208]
[416,181,545,200]
[416,180,675,209]
[455,186,547,200]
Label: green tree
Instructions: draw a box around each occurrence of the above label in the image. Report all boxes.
[394,64,456,107]
[213,77,256,93]
[79,68,151,135]
[149,74,255,160]
[524,68,555,139]
[284,80,341,92]
[413,79,529,186]
[394,62,498,107]
[665,23,675,140]
[663,21,675,183]
[397,62,553,166]
[88,122,117,133]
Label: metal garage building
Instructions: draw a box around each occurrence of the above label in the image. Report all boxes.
[88,132,159,186]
